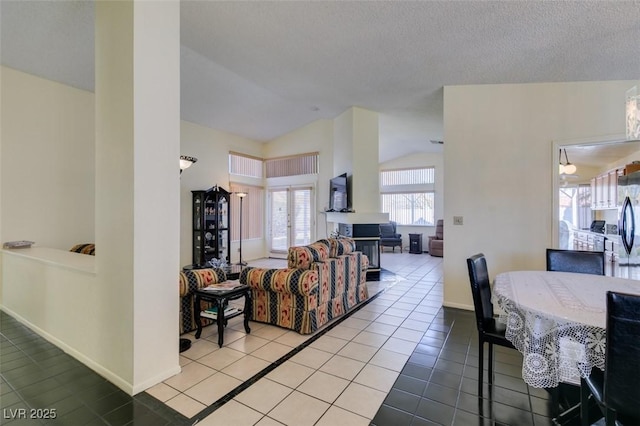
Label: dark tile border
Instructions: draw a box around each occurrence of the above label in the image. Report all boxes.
[188,275,390,422]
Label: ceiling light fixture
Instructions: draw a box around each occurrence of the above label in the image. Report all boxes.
[559,149,576,175]
[180,155,198,174]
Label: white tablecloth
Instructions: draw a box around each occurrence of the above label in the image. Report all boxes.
[493,270,640,387]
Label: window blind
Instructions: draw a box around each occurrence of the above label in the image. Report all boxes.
[229,152,263,178]
[265,152,318,178]
[229,183,264,241]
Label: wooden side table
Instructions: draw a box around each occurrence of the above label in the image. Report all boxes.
[193,284,252,347]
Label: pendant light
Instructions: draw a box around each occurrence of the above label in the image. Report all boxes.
[559,149,576,175]
[563,149,576,175]
[559,149,565,174]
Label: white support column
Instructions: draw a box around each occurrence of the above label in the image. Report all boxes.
[332,107,388,224]
[95,0,180,394]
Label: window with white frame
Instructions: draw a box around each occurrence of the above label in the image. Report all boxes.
[380,167,435,226]
[229,183,264,240]
[229,152,263,178]
[265,152,318,178]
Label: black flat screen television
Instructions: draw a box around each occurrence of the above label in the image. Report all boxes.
[329,173,349,212]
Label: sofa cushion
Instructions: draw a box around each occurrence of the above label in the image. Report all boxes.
[379,223,396,237]
[287,241,330,269]
[328,237,356,257]
[243,268,318,296]
[69,243,95,255]
[179,268,227,297]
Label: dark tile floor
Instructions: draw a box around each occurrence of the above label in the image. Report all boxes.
[2,307,580,426]
[0,311,188,426]
[371,308,579,426]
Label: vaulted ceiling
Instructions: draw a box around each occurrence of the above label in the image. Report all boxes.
[2,1,639,162]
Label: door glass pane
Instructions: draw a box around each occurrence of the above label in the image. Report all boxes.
[291,188,311,246]
[270,190,288,251]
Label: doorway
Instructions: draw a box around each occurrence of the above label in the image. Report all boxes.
[268,186,315,257]
[553,137,640,260]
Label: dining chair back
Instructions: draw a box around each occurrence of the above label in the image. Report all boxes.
[466,253,515,397]
[546,249,605,276]
[580,291,640,426]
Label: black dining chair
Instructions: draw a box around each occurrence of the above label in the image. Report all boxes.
[546,248,604,419]
[466,253,515,397]
[546,249,605,276]
[580,291,640,426]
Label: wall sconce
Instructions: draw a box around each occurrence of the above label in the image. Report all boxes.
[180,155,198,174]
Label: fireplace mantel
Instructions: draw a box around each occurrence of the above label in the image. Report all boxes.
[325,211,389,224]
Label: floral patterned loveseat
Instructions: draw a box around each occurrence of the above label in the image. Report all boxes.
[239,238,369,334]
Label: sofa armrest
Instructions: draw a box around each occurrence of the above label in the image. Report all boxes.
[179,268,227,297]
[241,267,318,296]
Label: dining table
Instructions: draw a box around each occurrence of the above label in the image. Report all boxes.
[492,270,640,388]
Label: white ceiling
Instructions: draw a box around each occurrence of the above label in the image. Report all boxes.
[564,140,640,168]
[2,1,640,162]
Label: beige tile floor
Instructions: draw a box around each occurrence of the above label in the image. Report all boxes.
[146,252,443,425]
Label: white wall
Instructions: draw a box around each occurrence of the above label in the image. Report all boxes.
[1,67,95,249]
[443,80,634,310]
[2,2,184,394]
[264,119,334,240]
[180,120,264,266]
[93,0,181,393]
[380,152,444,252]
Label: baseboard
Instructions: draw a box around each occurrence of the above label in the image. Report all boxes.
[443,301,473,311]
[132,365,182,395]
[0,305,179,395]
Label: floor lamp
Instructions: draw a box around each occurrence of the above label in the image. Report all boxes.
[179,155,197,353]
[236,192,248,266]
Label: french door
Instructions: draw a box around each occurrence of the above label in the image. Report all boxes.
[268,186,314,257]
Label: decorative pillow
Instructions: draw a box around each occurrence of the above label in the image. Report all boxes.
[69,243,95,256]
[287,241,330,269]
[308,241,330,259]
[179,268,226,297]
[328,237,355,257]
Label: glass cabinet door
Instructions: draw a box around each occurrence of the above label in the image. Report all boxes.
[192,186,231,266]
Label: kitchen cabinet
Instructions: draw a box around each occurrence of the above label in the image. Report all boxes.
[573,230,605,252]
[591,168,623,209]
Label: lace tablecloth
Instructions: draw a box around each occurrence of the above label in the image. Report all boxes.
[493,271,640,388]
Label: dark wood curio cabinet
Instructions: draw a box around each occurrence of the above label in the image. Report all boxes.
[192,186,231,267]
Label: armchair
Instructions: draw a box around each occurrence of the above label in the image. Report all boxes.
[428,219,443,257]
[380,221,402,253]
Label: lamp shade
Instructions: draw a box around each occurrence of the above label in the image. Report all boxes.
[559,149,577,175]
[236,192,248,198]
[180,155,197,171]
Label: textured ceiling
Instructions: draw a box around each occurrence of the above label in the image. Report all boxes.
[2,1,640,162]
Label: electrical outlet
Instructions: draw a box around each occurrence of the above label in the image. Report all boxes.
[453,216,463,225]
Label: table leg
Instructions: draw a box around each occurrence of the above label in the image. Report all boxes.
[216,298,225,348]
[243,289,252,334]
[194,294,203,339]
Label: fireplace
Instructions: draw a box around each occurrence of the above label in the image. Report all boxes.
[338,223,381,280]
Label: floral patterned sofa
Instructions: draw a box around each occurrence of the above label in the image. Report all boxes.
[239,238,369,334]
[178,268,226,334]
